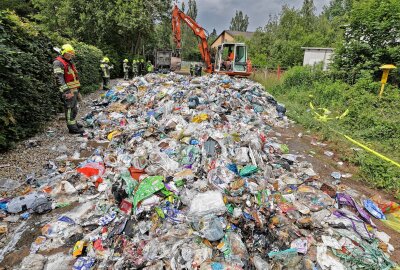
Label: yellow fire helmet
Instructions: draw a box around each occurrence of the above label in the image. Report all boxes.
[103,57,110,63]
[61,44,75,55]
[123,59,129,63]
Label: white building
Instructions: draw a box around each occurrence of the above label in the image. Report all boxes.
[302,47,334,71]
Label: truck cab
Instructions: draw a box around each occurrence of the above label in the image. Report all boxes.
[214,43,252,77]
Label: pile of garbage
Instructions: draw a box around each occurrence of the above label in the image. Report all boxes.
[0,73,398,269]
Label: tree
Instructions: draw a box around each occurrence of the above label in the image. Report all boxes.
[208,28,218,46]
[240,2,340,68]
[31,0,172,67]
[323,0,353,21]
[229,10,249,32]
[334,0,400,82]
[180,0,202,60]
[187,0,197,20]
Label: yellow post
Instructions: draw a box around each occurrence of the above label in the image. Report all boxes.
[379,64,396,98]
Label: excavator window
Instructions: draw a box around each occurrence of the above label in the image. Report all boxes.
[233,45,246,72]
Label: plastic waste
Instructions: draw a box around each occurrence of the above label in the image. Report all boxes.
[197,215,225,241]
[188,190,226,219]
[132,176,164,209]
[2,74,397,270]
[73,257,95,270]
[363,199,385,219]
[7,192,52,214]
[371,194,400,213]
[76,162,105,177]
[252,255,270,270]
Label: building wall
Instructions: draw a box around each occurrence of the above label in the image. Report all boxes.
[303,49,334,71]
[211,33,235,50]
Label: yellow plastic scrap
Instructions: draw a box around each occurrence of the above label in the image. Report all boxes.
[138,86,147,92]
[73,240,86,257]
[192,113,209,123]
[107,130,121,141]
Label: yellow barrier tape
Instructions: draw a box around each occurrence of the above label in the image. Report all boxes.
[342,134,400,169]
[309,102,400,169]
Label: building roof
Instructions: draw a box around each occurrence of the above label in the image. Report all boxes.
[225,30,255,39]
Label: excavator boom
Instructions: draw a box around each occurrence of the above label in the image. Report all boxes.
[172,5,213,73]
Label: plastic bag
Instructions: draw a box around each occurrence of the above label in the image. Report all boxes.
[77,162,105,177]
[188,191,226,219]
[198,215,224,241]
[132,176,165,209]
[73,257,95,270]
[239,165,258,177]
[363,199,386,220]
[7,192,51,214]
[235,147,250,165]
[192,113,209,123]
[371,195,400,214]
[207,166,235,191]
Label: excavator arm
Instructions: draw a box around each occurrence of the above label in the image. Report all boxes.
[172,5,213,73]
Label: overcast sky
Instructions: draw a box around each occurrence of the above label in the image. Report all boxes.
[188,0,331,33]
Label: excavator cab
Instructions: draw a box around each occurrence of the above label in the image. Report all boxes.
[214,43,251,76]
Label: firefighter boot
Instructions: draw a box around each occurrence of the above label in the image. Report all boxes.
[68,124,85,135]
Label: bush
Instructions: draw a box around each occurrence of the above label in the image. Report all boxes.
[72,42,103,94]
[0,11,103,151]
[0,11,59,150]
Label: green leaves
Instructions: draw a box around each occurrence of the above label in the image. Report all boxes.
[334,0,400,82]
[243,1,341,68]
[229,11,250,32]
[0,11,103,151]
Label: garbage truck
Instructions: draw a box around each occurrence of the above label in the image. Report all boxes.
[154,49,181,73]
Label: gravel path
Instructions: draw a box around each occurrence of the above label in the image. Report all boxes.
[0,81,117,186]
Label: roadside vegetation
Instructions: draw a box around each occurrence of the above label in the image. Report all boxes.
[251,0,400,195]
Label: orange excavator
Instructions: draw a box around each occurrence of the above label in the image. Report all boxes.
[172,5,252,77]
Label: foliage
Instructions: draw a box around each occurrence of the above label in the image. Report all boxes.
[0,0,37,18]
[257,66,400,193]
[71,42,103,94]
[0,11,58,150]
[229,10,249,32]
[180,0,202,61]
[333,0,400,83]
[242,1,341,68]
[323,0,353,21]
[31,0,173,75]
[0,11,103,150]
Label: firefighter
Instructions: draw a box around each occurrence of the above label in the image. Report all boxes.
[123,59,130,80]
[139,59,145,75]
[132,59,138,78]
[146,60,154,73]
[53,44,85,134]
[190,63,194,76]
[100,57,113,90]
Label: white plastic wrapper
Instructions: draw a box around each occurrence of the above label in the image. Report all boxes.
[188,191,226,220]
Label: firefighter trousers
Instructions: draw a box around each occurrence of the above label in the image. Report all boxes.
[62,94,78,127]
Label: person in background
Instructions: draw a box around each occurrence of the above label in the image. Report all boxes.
[190,62,194,76]
[53,44,85,134]
[123,59,130,80]
[146,60,154,73]
[100,57,113,90]
[132,59,138,78]
[139,59,145,76]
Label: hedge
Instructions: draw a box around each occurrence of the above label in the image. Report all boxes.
[0,11,103,151]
